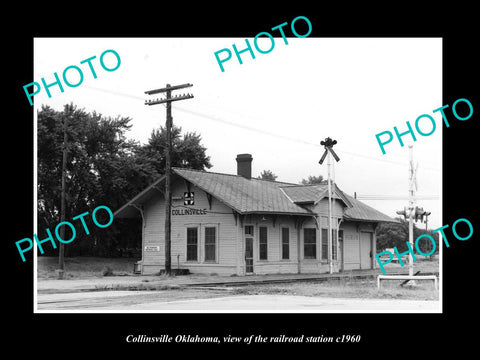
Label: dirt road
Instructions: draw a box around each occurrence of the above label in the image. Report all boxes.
[37,288,440,312]
[37,288,230,310]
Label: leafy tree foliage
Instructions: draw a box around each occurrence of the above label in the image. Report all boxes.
[37,103,212,257]
[300,175,324,185]
[258,170,278,181]
[375,217,439,255]
[138,125,212,176]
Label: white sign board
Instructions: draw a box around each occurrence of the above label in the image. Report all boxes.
[144,246,160,252]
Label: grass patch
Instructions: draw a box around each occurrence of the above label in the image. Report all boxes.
[37,256,137,279]
[94,283,184,291]
[234,277,439,301]
[383,256,439,274]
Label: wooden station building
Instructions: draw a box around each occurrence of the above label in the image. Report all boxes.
[115,154,394,275]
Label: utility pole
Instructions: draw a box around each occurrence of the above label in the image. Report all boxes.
[319,137,340,274]
[144,83,193,276]
[58,113,68,279]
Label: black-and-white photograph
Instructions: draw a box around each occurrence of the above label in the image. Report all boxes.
[31,37,444,313]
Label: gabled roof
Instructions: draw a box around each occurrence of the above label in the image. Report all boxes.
[114,167,395,223]
[280,183,353,208]
[280,185,326,204]
[173,168,313,215]
[343,194,396,223]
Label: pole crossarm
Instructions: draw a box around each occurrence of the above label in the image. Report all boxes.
[144,83,193,95]
[145,93,194,106]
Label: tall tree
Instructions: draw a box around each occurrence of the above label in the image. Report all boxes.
[37,104,212,257]
[38,104,141,256]
[138,125,212,175]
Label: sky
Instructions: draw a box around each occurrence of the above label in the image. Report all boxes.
[33,37,442,228]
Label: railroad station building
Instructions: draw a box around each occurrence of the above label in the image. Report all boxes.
[115,154,394,276]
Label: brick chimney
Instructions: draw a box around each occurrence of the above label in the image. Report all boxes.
[236,153,253,180]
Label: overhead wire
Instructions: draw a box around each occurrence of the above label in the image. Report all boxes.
[174,104,442,172]
[64,85,441,172]
[356,195,439,200]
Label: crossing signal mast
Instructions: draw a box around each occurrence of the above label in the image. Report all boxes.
[396,206,431,223]
[394,146,432,276]
[407,146,416,277]
[319,137,340,274]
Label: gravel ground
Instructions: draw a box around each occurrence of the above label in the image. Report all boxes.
[37,256,440,301]
[230,279,439,301]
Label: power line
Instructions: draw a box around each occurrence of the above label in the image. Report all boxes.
[174,105,441,172]
[356,195,439,200]
[60,86,441,172]
[336,147,440,172]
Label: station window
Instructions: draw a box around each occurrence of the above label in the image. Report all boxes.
[321,228,338,260]
[304,228,316,259]
[186,227,198,261]
[281,227,289,260]
[259,226,268,260]
[245,225,254,236]
[204,226,217,262]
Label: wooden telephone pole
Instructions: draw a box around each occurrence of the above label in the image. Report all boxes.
[144,83,193,275]
[58,113,68,279]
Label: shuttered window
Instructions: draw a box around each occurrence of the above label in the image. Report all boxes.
[322,229,338,260]
[259,226,268,260]
[304,228,316,259]
[186,227,198,261]
[321,229,328,260]
[204,227,216,262]
[281,227,289,260]
[338,230,343,260]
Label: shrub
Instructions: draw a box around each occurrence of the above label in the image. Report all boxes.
[101,266,114,276]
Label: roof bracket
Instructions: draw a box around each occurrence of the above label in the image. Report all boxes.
[153,185,165,196]
[207,193,213,210]
[131,204,145,227]
[183,179,192,193]
[295,217,308,229]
